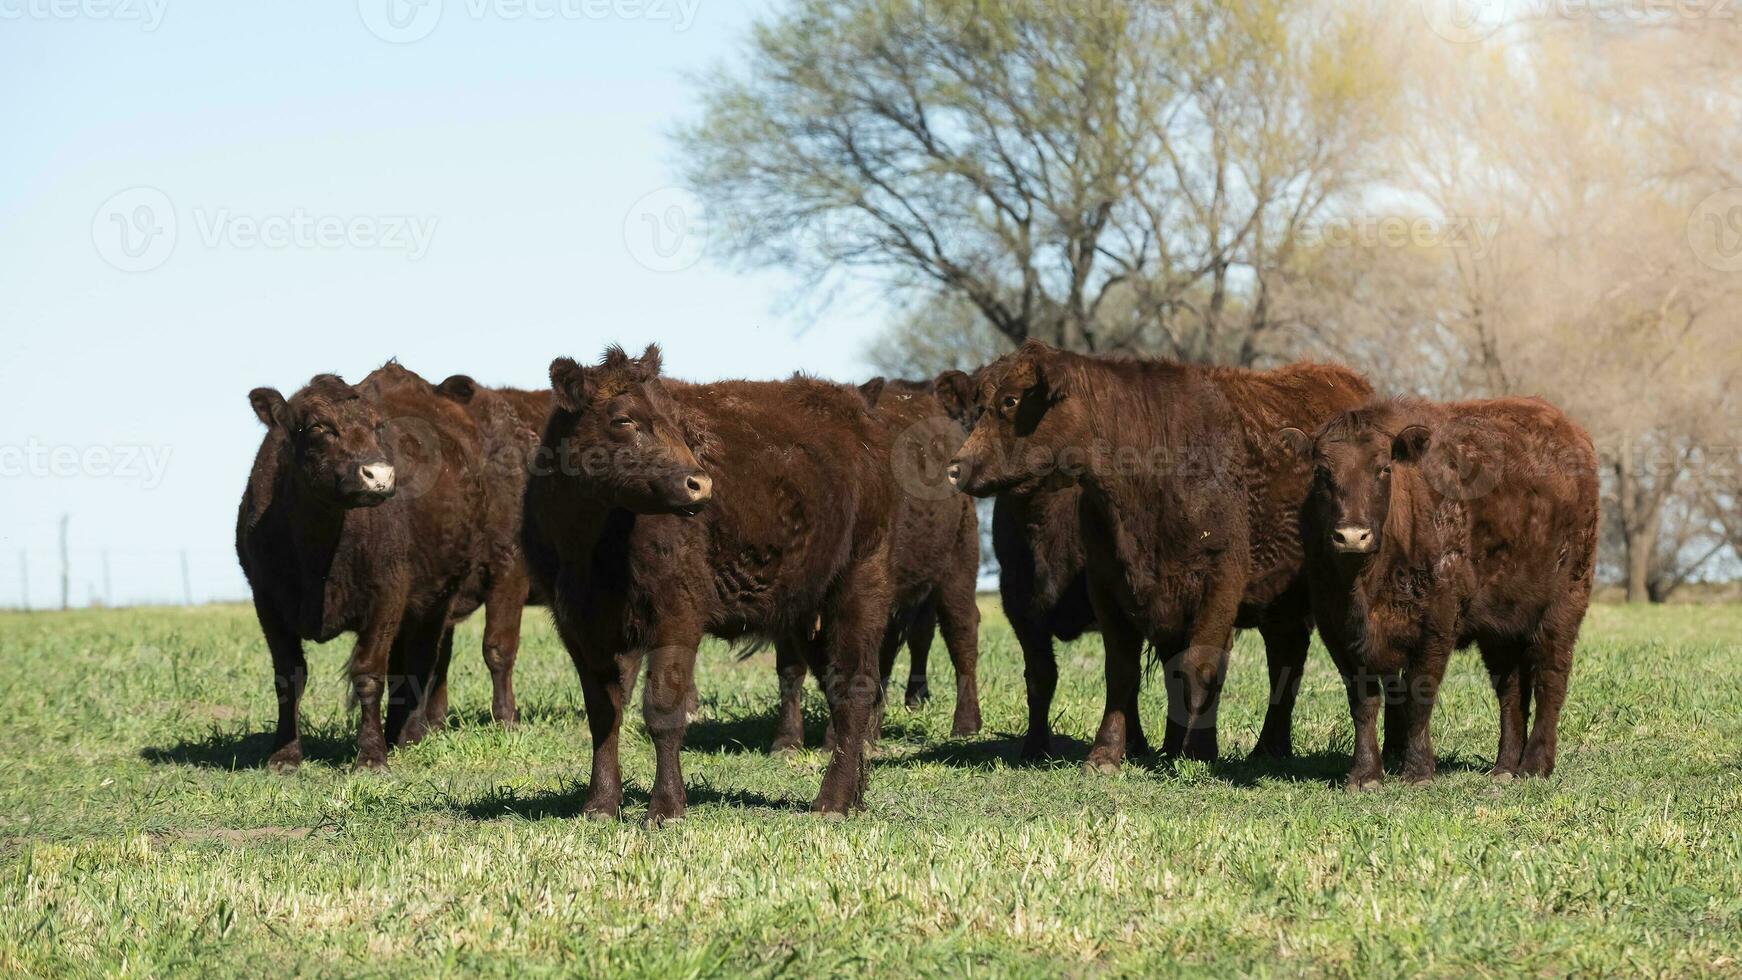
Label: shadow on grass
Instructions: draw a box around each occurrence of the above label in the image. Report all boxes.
[461,780,808,821]
[1203,749,1495,788]
[140,729,357,770]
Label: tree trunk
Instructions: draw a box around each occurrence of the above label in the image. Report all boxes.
[1623,526,1654,604]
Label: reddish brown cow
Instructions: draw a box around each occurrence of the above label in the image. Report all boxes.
[1280,397,1598,788]
[770,377,981,751]
[427,376,555,729]
[523,345,893,822]
[237,363,485,770]
[941,342,1370,768]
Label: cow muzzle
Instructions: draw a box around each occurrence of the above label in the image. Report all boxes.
[1331,525,1375,554]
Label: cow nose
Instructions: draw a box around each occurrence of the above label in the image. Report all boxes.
[684,473,713,502]
[1332,525,1374,553]
[946,461,962,486]
[359,462,395,494]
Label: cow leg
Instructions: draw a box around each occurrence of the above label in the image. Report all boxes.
[389,613,448,748]
[1341,666,1386,790]
[1166,565,1242,762]
[1012,616,1060,761]
[1381,672,1410,765]
[871,613,908,744]
[903,601,936,707]
[812,557,888,817]
[576,645,640,820]
[1251,602,1312,759]
[771,635,810,754]
[414,626,455,737]
[482,571,528,729]
[349,606,403,771]
[1520,616,1578,778]
[1125,685,1153,757]
[1479,639,1529,778]
[644,628,703,827]
[1084,608,1144,774]
[253,598,308,772]
[1399,639,1454,783]
[934,583,981,738]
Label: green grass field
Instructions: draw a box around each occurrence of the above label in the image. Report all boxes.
[1,601,1738,976]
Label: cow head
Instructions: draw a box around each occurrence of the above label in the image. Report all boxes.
[1280,417,1431,557]
[251,375,396,507]
[939,341,1072,497]
[545,344,712,516]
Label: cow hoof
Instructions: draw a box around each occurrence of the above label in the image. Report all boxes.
[815,809,848,822]
[1247,740,1293,761]
[770,741,803,757]
[583,808,616,823]
[1083,757,1122,776]
[645,813,684,830]
[1401,771,1435,785]
[353,756,388,774]
[949,716,982,739]
[1490,770,1516,784]
[1346,777,1383,793]
[267,745,302,773]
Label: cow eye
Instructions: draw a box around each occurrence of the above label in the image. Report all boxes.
[1380,464,1392,477]
[1001,395,1019,411]
[610,416,636,430]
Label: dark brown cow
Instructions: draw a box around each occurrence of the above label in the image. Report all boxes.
[237,362,484,770]
[941,342,1371,768]
[1279,397,1598,788]
[523,345,893,822]
[770,377,981,751]
[428,376,555,729]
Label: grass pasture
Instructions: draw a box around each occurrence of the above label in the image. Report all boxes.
[1,601,1739,976]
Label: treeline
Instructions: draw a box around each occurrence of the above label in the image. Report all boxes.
[677,0,1742,601]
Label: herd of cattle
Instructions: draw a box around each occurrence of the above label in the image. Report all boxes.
[237,341,1599,821]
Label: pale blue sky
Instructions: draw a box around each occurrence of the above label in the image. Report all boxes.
[0,0,892,607]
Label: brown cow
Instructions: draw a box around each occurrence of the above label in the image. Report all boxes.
[523,345,893,822]
[427,376,555,730]
[237,362,485,770]
[1279,397,1598,788]
[770,377,982,751]
[942,341,1371,769]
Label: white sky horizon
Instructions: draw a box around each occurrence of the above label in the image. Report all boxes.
[0,0,897,608]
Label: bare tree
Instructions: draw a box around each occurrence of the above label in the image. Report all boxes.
[680,0,1404,363]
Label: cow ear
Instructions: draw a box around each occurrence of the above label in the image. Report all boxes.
[636,343,663,380]
[1275,427,1313,461]
[857,377,887,409]
[1392,425,1431,463]
[437,375,478,403]
[250,387,288,429]
[933,370,974,421]
[549,357,594,412]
